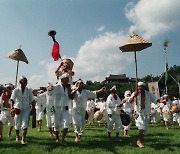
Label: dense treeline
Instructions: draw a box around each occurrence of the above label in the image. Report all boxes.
[84,65,180,100]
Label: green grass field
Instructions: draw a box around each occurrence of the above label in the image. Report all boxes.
[0,116,180,154]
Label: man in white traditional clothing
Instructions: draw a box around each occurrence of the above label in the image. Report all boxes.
[159,94,171,129]
[171,98,180,126]
[55,60,74,127]
[156,97,164,123]
[129,82,161,148]
[96,98,107,127]
[35,90,46,132]
[10,76,35,145]
[106,85,123,140]
[0,83,14,140]
[86,98,95,125]
[122,90,134,137]
[45,83,55,136]
[47,73,72,146]
[71,79,106,143]
[150,102,158,125]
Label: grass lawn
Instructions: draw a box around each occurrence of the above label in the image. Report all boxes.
[0,116,180,154]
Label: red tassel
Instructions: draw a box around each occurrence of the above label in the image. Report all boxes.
[52,41,61,61]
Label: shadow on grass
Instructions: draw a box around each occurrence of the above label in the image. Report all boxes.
[0,141,29,149]
[0,133,136,154]
[145,132,180,152]
[35,126,180,153]
[68,134,138,154]
[1,124,179,154]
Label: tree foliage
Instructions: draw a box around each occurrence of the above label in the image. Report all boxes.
[84,65,180,100]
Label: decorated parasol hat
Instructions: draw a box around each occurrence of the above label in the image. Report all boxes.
[119,34,152,52]
[5,48,28,87]
[119,34,152,89]
[5,48,28,64]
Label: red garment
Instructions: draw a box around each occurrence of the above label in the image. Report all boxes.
[51,41,61,61]
[2,90,11,102]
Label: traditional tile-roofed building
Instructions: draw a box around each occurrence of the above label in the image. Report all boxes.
[105,74,135,83]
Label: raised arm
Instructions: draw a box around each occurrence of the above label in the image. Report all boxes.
[55,63,63,77]
[70,84,81,99]
[129,91,139,103]
[96,87,106,95]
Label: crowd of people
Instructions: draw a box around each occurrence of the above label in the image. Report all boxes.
[0,59,179,148]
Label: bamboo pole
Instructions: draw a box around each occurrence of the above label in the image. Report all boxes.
[134,51,138,105]
[15,60,19,87]
[134,51,138,89]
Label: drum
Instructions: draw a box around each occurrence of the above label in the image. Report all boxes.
[94,111,103,121]
[120,113,131,126]
[170,105,179,113]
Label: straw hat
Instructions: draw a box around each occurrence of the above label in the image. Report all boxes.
[62,59,74,70]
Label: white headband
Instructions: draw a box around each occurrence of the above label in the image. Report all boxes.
[19,76,27,82]
[76,79,84,84]
[60,73,69,79]
[110,85,116,91]
[138,82,146,86]
[124,90,131,97]
[4,83,14,88]
[163,94,168,97]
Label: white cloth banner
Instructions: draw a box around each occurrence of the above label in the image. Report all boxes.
[148,82,160,97]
